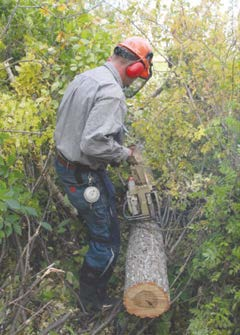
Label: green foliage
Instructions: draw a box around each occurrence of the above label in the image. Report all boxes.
[0,134,40,242]
[129,0,240,333]
[188,296,234,335]
[0,0,118,244]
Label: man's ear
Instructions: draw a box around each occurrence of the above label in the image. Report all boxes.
[126,62,145,78]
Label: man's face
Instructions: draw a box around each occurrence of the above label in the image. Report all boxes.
[123,75,136,88]
[123,77,148,99]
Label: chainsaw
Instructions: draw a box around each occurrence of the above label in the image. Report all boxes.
[123,163,161,223]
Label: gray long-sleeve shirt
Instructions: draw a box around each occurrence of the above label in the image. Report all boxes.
[54,62,130,170]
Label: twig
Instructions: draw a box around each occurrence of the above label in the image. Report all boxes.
[170,275,192,305]
[64,279,88,314]
[10,234,28,335]
[0,239,6,265]
[44,174,78,219]
[14,233,25,281]
[170,249,193,289]
[184,83,203,125]
[136,319,155,335]
[90,300,122,335]
[31,149,53,194]
[9,305,23,335]
[151,78,170,98]
[9,264,64,306]
[24,216,31,276]
[169,207,201,254]
[10,301,52,335]
[0,59,46,73]
[14,217,41,277]
[128,318,142,335]
[39,311,73,335]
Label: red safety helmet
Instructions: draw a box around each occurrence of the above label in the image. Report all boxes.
[117,36,153,79]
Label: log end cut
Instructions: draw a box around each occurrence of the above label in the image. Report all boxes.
[123,282,170,318]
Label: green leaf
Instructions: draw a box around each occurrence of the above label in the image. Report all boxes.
[0,231,5,240]
[66,271,74,284]
[40,221,52,231]
[0,201,7,212]
[22,206,38,217]
[0,157,4,165]
[5,199,21,210]
[51,81,61,92]
[5,224,13,237]
[13,223,22,236]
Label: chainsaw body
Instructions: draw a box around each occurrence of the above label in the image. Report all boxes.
[124,164,161,222]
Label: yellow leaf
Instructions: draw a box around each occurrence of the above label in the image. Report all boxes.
[39,7,49,16]
[57,4,67,12]
[201,142,213,154]
[193,125,206,141]
[56,31,65,43]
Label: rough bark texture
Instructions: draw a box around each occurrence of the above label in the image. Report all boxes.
[123,221,170,318]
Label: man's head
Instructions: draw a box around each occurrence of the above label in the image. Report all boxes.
[110,36,153,89]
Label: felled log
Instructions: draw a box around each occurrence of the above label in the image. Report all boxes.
[123,221,170,318]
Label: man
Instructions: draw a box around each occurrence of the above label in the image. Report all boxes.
[54,36,153,312]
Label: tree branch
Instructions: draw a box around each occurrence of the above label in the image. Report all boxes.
[0,0,21,38]
[3,58,15,82]
[0,129,42,135]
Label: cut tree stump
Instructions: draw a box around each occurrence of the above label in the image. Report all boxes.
[123,221,170,318]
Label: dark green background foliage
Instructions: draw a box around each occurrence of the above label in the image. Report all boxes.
[0,0,239,334]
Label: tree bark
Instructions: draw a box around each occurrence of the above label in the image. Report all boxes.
[123,221,170,318]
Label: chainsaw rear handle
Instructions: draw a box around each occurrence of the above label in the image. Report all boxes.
[127,144,144,165]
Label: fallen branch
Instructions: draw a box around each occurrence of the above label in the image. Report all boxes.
[39,311,73,335]
[9,264,64,306]
[10,301,52,335]
[90,300,122,335]
[3,58,15,82]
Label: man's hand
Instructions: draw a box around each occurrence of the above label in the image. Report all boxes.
[127,145,143,165]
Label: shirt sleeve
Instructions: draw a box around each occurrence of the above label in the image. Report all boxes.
[80,95,130,163]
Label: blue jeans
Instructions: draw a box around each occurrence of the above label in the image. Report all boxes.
[55,158,120,275]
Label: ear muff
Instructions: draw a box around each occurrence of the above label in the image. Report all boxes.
[126,62,145,78]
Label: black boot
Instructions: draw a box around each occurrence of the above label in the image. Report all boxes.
[96,264,119,310]
[79,261,102,312]
[79,281,102,312]
[96,286,119,310]
[79,261,118,312]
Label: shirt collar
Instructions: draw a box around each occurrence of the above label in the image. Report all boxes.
[104,61,123,88]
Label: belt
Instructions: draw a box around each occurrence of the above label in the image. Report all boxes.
[56,151,92,172]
